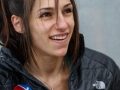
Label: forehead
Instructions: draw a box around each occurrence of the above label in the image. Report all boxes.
[33,0,71,8]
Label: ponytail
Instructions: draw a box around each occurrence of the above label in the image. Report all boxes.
[0,0,9,46]
[0,0,39,65]
[0,0,35,64]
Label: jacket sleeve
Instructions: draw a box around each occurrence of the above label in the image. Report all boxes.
[112,64,120,90]
[0,58,16,90]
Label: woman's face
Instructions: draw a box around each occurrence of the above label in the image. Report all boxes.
[29,0,74,57]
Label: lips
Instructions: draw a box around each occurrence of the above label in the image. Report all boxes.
[50,34,68,40]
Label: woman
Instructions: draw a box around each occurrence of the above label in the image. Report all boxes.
[0,0,120,90]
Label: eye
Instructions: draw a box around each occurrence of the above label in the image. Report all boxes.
[40,12,52,18]
[63,8,73,14]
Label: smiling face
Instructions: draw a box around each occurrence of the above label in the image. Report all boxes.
[29,0,74,57]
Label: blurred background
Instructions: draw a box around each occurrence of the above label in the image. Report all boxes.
[75,0,120,67]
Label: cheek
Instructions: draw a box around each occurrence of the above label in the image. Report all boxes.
[67,15,74,24]
[68,16,75,30]
[40,20,55,32]
[30,20,51,35]
[71,20,75,29]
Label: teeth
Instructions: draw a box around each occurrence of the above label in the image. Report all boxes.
[51,35,67,40]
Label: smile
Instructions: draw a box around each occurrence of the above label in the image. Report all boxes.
[50,34,67,40]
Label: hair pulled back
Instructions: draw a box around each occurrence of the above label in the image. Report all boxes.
[0,0,34,64]
[0,0,80,66]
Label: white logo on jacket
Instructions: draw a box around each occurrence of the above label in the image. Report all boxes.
[93,81,105,89]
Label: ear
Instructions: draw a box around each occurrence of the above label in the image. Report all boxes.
[11,15,24,33]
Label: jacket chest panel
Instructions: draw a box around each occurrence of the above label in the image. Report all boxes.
[69,68,113,90]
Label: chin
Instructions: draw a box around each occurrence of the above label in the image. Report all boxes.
[55,49,68,57]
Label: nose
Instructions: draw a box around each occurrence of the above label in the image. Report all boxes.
[55,14,68,31]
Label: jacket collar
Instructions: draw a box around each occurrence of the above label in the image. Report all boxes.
[0,46,48,88]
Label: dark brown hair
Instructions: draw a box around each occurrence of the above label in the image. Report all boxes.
[69,0,80,65]
[0,0,80,66]
[0,0,35,64]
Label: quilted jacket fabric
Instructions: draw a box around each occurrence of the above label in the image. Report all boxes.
[0,35,120,90]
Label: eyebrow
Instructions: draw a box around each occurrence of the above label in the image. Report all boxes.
[64,3,72,8]
[37,3,72,12]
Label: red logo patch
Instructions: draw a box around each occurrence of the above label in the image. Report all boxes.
[14,84,32,90]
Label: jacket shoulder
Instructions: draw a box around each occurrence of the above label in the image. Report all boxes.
[84,47,119,72]
[0,46,19,90]
[82,47,120,89]
[0,58,16,89]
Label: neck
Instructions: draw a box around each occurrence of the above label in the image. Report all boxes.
[24,54,70,90]
[24,54,65,78]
